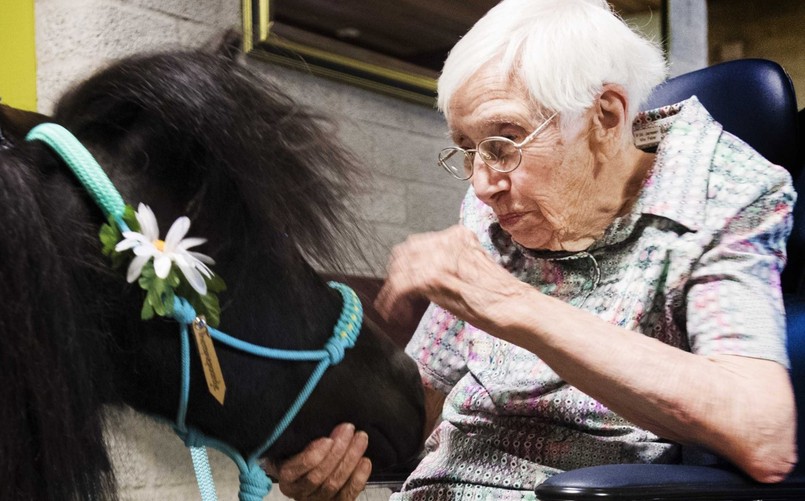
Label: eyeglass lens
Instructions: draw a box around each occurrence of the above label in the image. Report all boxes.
[439,138,521,179]
[478,139,520,171]
[438,149,472,179]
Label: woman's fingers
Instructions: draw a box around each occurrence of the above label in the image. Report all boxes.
[313,430,370,499]
[273,423,368,500]
[272,437,334,485]
[337,457,372,501]
[375,226,483,320]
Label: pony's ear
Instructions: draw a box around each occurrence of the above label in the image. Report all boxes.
[205,29,243,62]
[0,103,51,144]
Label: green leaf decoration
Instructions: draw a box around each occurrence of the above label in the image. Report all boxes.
[147,284,175,317]
[99,203,226,327]
[206,273,227,294]
[174,274,223,328]
[99,205,142,269]
[141,297,155,321]
[99,220,120,256]
[198,289,222,327]
[138,263,176,318]
[122,205,140,232]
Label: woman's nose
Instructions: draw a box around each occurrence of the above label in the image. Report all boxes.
[471,157,510,202]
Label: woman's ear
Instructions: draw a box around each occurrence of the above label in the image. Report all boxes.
[591,84,630,148]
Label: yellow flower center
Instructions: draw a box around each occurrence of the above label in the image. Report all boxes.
[154,239,166,251]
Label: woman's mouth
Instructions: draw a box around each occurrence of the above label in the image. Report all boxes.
[497,212,525,228]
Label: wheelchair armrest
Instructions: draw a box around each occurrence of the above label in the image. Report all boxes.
[535,464,805,500]
[785,293,805,478]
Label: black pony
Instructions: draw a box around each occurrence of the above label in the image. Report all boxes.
[0,34,424,500]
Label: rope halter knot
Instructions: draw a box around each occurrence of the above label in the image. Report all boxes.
[324,337,347,364]
[238,467,272,501]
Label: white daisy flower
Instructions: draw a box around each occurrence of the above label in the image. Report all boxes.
[115,203,215,295]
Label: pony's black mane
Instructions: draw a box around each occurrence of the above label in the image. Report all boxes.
[0,40,375,500]
[0,149,116,499]
[54,47,368,276]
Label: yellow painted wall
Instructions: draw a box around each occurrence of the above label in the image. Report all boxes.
[0,0,37,111]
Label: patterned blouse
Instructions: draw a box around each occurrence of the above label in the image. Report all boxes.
[393,97,795,500]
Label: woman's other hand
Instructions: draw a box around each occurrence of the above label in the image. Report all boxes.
[264,423,371,500]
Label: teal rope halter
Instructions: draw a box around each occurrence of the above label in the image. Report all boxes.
[27,123,364,501]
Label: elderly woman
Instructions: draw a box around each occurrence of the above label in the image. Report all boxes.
[270,0,797,499]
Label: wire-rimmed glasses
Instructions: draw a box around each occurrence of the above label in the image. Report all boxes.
[438,112,558,180]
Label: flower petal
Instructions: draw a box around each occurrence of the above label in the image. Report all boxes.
[197,262,214,278]
[177,252,214,277]
[188,250,215,265]
[136,204,160,241]
[178,261,207,295]
[177,237,206,251]
[121,231,148,241]
[154,253,172,278]
[126,254,150,283]
[115,237,141,252]
[133,243,158,257]
[164,217,190,251]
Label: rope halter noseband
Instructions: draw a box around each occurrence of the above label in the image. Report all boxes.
[27,123,364,501]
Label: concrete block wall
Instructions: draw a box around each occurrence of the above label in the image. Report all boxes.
[255,62,465,275]
[35,0,462,499]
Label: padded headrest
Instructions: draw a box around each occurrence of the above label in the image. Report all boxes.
[644,59,800,178]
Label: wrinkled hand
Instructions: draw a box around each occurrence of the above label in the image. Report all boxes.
[375,225,521,330]
[264,423,371,500]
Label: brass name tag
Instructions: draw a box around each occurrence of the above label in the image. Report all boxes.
[192,315,226,405]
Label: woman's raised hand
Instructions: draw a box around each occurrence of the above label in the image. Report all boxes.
[375,225,524,332]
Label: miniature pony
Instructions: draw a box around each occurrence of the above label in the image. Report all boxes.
[0,33,424,500]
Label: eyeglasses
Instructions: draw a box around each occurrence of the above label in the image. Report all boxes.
[438,112,558,180]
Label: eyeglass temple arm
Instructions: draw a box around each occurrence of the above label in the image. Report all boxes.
[516,111,559,147]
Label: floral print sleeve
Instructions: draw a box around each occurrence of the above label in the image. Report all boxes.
[685,136,795,365]
[405,303,470,394]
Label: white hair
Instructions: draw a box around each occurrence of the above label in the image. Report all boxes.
[437,0,667,131]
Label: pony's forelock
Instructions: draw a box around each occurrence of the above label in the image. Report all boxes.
[53,49,370,277]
